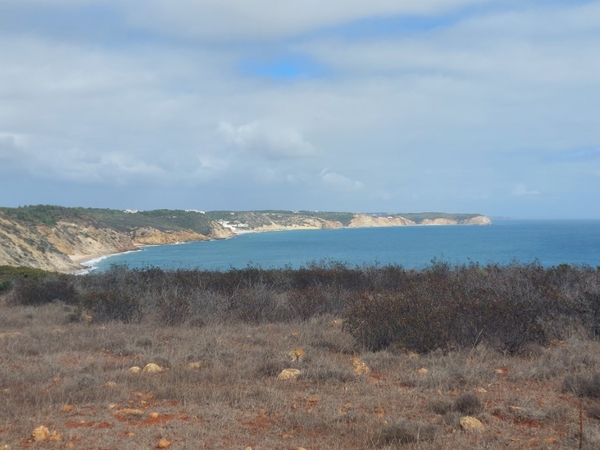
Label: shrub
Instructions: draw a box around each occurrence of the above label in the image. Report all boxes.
[80,289,143,323]
[8,275,78,306]
[586,403,600,420]
[563,373,600,399]
[0,280,11,294]
[377,420,438,445]
[156,289,191,326]
[453,393,484,415]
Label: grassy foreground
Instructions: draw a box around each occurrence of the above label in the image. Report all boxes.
[1,262,600,449]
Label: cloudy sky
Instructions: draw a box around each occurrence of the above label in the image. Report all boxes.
[1,0,599,219]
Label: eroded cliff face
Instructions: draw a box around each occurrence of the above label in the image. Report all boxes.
[348,214,416,228]
[130,227,210,246]
[0,217,235,272]
[251,217,344,232]
[0,218,81,272]
[464,216,493,225]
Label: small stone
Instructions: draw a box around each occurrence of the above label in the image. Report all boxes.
[31,426,50,441]
[352,357,371,375]
[126,432,135,438]
[157,438,171,448]
[188,361,202,369]
[149,412,160,419]
[288,349,306,362]
[476,387,487,393]
[0,445,11,450]
[128,366,141,373]
[417,367,429,375]
[460,416,485,432]
[105,381,118,388]
[48,432,62,442]
[407,351,420,359]
[277,369,301,380]
[60,404,75,413]
[290,332,300,338]
[142,363,164,373]
[108,403,118,409]
[545,437,558,444]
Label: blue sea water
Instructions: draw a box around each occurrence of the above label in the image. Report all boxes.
[90,220,600,272]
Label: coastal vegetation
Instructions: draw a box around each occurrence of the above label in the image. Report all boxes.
[1,261,600,448]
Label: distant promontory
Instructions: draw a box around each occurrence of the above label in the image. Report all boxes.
[0,206,491,272]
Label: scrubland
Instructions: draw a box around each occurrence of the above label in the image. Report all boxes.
[1,261,600,449]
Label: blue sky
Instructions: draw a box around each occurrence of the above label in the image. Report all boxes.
[0,0,599,219]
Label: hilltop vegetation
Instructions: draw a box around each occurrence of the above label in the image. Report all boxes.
[0,205,215,236]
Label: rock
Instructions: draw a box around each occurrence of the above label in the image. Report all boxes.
[128,366,141,373]
[31,426,50,441]
[149,412,160,419]
[352,357,371,376]
[460,416,484,432]
[417,367,429,375]
[278,369,301,380]
[48,431,62,442]
[157,438,171,448]
[60,404,75,413]
[188,361,202,369]
[288,349,305,362]
[105,381,118,388]
[143,363,165,373]
[0,445,11,450]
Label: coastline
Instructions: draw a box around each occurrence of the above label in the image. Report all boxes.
[69,246,144,274]
[65,220,492,274]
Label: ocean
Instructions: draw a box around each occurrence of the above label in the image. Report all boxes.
[89,220,600,273]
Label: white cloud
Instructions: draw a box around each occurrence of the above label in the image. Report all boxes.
[218,121,316,159]
[1,1,600,217]
[513,183,539,197]
[125,0,494,40]
[320,169,363,192]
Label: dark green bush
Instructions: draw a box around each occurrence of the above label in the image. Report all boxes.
[8,275,78,306]
[80,289,142,323]
[0,280,12,294]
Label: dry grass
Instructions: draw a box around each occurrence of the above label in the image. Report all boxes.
[2,300,600,449]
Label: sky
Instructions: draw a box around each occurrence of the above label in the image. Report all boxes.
[1,0,599,219]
